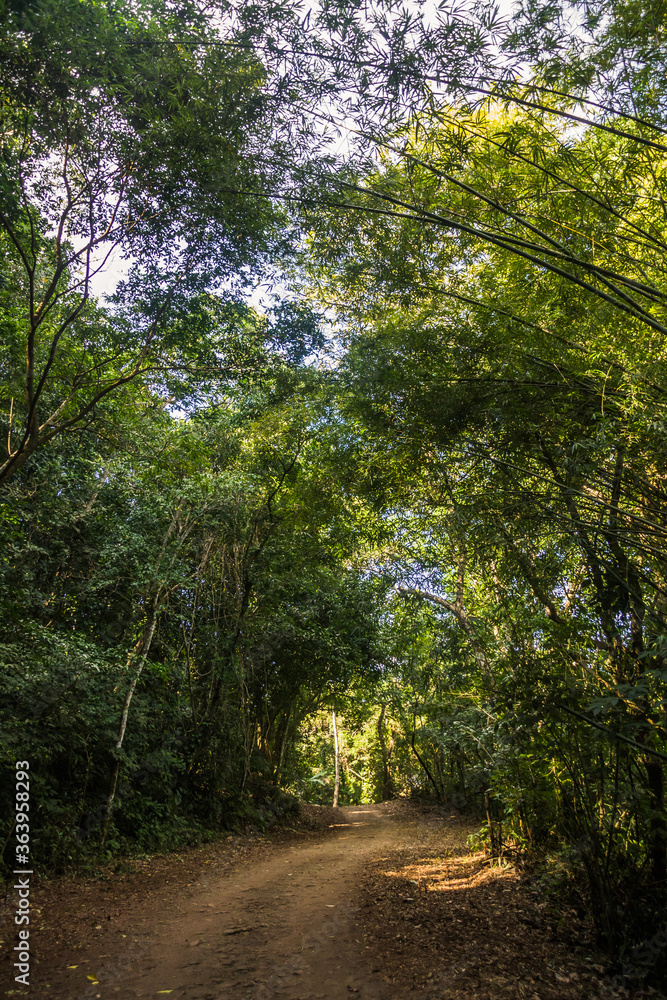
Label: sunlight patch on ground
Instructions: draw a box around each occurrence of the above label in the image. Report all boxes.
[381,850,519,893]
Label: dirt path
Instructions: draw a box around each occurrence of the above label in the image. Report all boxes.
[98,805,400,1000]
[4,802,662,1000]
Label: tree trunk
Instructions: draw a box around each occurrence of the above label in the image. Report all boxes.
[485,790,503,859]
[646,760,667,887]
[332,711,340,807]
[410,719,442,803]
[274,707,292,787]
[377,704,395,801]
[101,606,158,846]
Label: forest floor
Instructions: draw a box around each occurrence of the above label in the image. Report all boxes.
[1,801,664,1000]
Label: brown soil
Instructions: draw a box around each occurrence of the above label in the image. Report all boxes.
[1,802,663,1000]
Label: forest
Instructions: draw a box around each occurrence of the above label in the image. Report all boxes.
[2,0,667,986]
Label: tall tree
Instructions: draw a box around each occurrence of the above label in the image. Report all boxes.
[0,0,299,483]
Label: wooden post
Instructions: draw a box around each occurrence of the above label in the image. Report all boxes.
[332,711,340,808]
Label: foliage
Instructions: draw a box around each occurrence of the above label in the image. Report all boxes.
[3,0,667,982]
[296,6,667,970]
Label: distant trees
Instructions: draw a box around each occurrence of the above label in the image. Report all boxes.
[0,366,387,863]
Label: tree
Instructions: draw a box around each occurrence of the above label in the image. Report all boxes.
[298,28,667,946]
[0,0,299,484]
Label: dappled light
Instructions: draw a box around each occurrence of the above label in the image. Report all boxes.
[382,850,514,894]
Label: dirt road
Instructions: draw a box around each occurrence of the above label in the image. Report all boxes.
[4,802,643,1000]
[102,805,401,1000]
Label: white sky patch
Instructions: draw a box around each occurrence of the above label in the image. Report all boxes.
[88,245,131,301]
